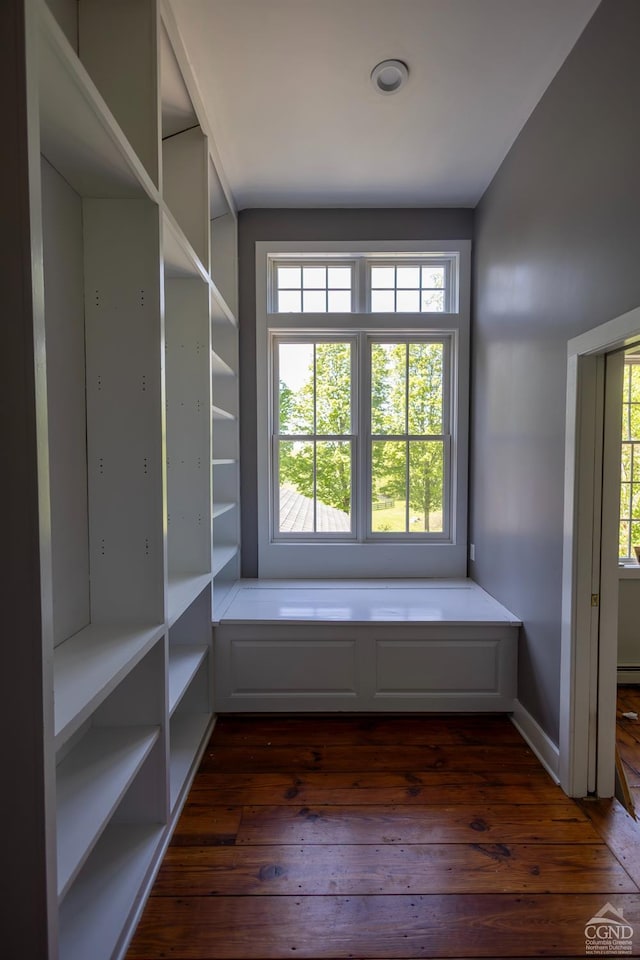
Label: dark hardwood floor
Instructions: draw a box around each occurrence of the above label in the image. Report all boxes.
[617,685,640,819]
[127,715,640,959]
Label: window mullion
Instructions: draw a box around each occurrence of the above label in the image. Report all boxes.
[405,342,410,533]
[358,333,369,541]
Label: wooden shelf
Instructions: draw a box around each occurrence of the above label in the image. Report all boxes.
[38,5,158,201]
[212,403,236,421]
[163,208,209,281]
[212,544,239,577]
[54,624,165,749]
[211,349,235,377]
[56,725,159,900]
[210,280,237,326]
[58,822,165,960]
[167,573,212,627]
[212,501,236,519]
[169,712,213,811]
[168,645,208,716]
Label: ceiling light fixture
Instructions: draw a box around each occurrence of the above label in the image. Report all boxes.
[371,59,409,95]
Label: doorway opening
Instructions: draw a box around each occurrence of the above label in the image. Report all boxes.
[560,305,640,799]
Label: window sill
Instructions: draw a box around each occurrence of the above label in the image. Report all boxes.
[618,564,640,580]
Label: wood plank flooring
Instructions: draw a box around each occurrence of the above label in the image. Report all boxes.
[127,715,640,959]
[617,685,640,818]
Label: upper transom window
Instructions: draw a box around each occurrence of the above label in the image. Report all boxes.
[272,255,456,314]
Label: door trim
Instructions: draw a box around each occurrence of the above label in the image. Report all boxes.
[560,305,640,797]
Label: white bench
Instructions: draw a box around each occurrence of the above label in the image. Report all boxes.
[214,579,520,712]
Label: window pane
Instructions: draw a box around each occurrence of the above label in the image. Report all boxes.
[422,265,445,288]
[371,266,395,288]
[278,440,314,533]
[409,441,444,533]
[278,266,301,288]
[620,520,631,557]
[397,266,420,288]
[278,343,314,434]
[630,404,640,441]
[315,342,352,435]
[621,444,632,482]
[316,441,351,532]
[371,440,406,532]
[621,483,631,518]
[422,290,445,312]
[278,290,301,313]
[328,290,351,312]
[303,266,326,289]
[632,521,640,548]
[303,289,326,312]
[371,289,395,312]
[633,483,640,520]
[328,267,352,289]
[396,289,420,312]
[408,342,443,434]
[371,342,406,434]
[631,364,640,402]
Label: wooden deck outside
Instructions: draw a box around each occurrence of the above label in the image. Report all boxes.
[127,715,640,959]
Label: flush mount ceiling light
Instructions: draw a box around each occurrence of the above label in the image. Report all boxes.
[371,59,409,95]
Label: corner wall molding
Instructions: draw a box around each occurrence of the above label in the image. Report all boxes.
[511,699,560,784]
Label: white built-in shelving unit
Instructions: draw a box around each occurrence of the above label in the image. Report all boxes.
[27,1,240,956]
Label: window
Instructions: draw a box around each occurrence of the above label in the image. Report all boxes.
[276,338,355,536]
[256,240,470,578]
[273,334,449,540]
[620,356,640,559]
[272,253,456,314]
[276,264,353,313]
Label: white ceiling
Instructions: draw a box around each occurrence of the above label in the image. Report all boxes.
[169,0,600,210]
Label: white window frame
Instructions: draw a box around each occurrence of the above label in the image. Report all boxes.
[619,355,640,560]
[273,333,358,541]
[256,240,471,579]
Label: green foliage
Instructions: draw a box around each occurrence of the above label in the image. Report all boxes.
[278,339,445,531]
[279,344,352,518]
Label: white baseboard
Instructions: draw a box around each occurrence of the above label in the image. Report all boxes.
[618,668,640,683]
[510,699,560,784]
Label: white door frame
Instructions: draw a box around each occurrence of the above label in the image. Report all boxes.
[560,305,640,798]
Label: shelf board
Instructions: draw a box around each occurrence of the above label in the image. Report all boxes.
[57,725,159,900]
[170,712,213,811]
[210,349,235,377]
[163,208,209,281]
[212,578,241,622]
[212,544,239,577]
[212,458,237,466]
[54,624,165,749]
[210,281,237,327]
[58,821,165,960]
[167,573,212,627]
[212,404,236,421]
[212,501,236,519]
[39,4,158,201]
[168,645,208,716]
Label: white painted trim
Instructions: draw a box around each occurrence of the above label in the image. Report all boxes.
[114,714,217,960]
[511,700,560,784]
[597,352,624,797]
[618,669,640,683]
[561,308,640,799]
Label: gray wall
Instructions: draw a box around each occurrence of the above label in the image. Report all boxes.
[471,0,640,744]
[238,208,474,576]
[619,579,640,667]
